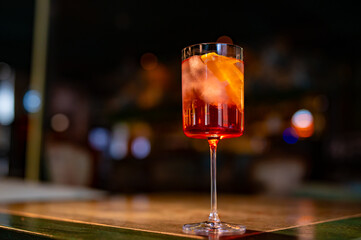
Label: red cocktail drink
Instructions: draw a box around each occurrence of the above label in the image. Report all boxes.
[182,53,244,139]
[181,43,245,235]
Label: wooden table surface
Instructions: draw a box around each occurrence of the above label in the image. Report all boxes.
[0,193,360,239]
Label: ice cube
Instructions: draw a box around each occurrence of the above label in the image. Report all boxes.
[188,55,206,80]
[199,71,230,105]
[182,55,230,104]
[182,58,197,101]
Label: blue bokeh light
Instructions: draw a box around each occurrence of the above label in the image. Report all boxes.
[0,82,14,125]
[88,127,110,151]
[131,136,151,159]
[23,90,41,113]
[283,127,299,144]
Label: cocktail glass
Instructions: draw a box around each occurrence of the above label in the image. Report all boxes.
[182,43,245,235]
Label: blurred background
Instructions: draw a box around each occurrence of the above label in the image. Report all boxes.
[0,0,361,199]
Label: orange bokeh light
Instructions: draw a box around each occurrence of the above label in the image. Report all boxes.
[140,52,158,71]
[216,35,233,44]
[292,123,314,138]
[291,109,314,138]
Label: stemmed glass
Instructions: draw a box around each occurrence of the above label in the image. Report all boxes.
[181,43,245,235]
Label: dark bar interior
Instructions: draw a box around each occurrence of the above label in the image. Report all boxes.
[0,1,360,239]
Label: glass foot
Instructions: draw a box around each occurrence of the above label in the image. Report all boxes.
[183,221,246,235]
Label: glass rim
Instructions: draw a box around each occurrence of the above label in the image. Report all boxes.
[181,42,243,52]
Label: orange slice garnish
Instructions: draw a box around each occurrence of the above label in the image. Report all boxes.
[201,53,244,110]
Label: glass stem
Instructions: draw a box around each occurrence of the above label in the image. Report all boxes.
[208,137,220,223]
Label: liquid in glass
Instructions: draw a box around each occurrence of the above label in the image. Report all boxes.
[182,53,244,139]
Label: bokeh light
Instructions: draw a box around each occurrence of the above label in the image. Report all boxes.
[131,136,151,159]
[23,90,41,113]
[110,139,128,160]
[0,82,14,125]
[295,124,314,138]
[140,52,158,71]
[250,137,267,154]
[292,109,313,128]
[265,114,282,135]
[133,122,152,138]
[283,127,299,144]
[216,35,233,44]
[109,123,129,160]
[137,64,170,109]
[291,109,314,138]
[0,63,14,125]
[51,113,70,132]
[88,127,110,151]
[313,113,326,134]
[312,95,329,112]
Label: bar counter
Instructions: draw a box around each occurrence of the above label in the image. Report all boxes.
[0,194,360,239]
